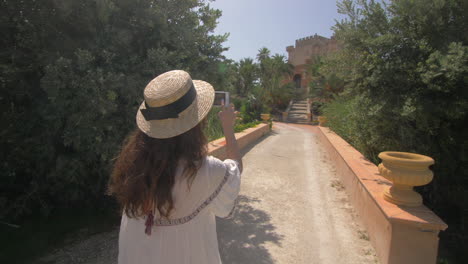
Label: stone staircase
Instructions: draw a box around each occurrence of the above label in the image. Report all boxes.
[284,99,311,124]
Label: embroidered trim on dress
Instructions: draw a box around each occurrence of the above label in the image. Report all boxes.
[148,166,236,226]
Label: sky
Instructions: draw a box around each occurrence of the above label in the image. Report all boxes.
[210,0,346,62]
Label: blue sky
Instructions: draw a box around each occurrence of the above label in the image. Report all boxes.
[210,0,346,62]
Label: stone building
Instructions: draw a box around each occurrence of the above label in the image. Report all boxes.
[284,34,339,96]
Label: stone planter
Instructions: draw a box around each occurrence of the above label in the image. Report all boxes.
[378,151,434,207]
[318,116,327,126]
[260,113,270,123]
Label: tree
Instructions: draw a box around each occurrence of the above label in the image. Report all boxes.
[324,0,468,260]
[238,58,258,95]
[256,51,294,111]
[0,0,228,220]
[256,47,271,62]
[307,55,345,101]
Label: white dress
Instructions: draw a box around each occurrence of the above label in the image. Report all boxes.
[118,156,241,264]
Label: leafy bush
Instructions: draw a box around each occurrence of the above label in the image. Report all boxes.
[234,121,261,133]
[231,96,248,110]
[204,108,224,142]
[205,107,262,141]
[0,0,227,220]
[239,93,263,123]
[311,101,325,116]
[271,83,294,112]
[326,0,468,260]
[323,92,385,162]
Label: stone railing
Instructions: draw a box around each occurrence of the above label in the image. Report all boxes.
[208,123,270,159]
[316,126,448,264]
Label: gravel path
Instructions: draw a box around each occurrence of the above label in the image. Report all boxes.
[40,123,378,264]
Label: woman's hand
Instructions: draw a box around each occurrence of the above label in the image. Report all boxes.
[217,102,243,172]
[217,103,237,130]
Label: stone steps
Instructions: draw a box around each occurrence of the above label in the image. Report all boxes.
[289,110,308,114]
[285,99,311,124]
[291,106,307,110]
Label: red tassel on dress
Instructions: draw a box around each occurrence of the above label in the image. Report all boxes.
[145,211,154,235]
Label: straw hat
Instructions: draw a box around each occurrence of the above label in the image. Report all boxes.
[136,70,214,139]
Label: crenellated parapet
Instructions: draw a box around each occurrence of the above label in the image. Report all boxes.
[295,33,329,48]
[286,33,338,66]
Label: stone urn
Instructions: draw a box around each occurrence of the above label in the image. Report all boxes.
[378,151,434,207]
[318,116,327,126]
[260,113,270,123]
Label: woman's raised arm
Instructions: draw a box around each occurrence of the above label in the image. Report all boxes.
[217,103,243,173]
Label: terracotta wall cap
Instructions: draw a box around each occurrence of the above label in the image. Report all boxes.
[318,126,447,231]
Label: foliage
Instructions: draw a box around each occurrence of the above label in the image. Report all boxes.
[236,58,258,96]
[0,0,228,220]
[225,48,293,115]
[239,92,263,123]
[325,0,468,260]
[256,48,294,112]
[234,120,261,133]
[231,96,248,109]
[204,107,262,141]
[311,101,325,116]
[204,107,225,142]
[271,82,294,112]
[0,206,119,263]
[212,59,239,94]
[307,55,345,101]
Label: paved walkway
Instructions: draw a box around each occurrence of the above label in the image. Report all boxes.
[41,123,378,264]
[217,123,378,264]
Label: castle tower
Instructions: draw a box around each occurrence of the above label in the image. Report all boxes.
[284,34,338,96]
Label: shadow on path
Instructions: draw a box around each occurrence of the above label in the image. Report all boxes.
[217,195,284,264]
[240,130,278,158]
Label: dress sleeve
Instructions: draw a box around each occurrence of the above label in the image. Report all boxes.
[208,158,241,218]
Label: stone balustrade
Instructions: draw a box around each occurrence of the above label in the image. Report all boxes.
[316,126,448,264]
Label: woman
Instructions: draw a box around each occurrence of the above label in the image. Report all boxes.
[108,70,242,264]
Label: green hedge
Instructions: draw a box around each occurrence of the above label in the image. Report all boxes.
[323,1,468,261]
[0,0,228,221]
[234,121,262,133]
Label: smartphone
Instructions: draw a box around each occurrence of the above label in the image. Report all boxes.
[214,91,230,107]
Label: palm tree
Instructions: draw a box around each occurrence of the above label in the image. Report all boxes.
[268,54,294,106]
[238,58,258,96]
[256,47,271,62]
[271,54,294,76]
[256,52,294,110]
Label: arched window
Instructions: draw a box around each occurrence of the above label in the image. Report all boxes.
[293,74,301,89]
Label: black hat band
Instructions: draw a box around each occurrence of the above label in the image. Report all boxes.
[141,83,197,121]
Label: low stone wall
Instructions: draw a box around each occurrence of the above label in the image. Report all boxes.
[316,126,447,264]
[208,123,270,159]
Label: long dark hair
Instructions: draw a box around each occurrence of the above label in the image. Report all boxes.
[108,120,207,218]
